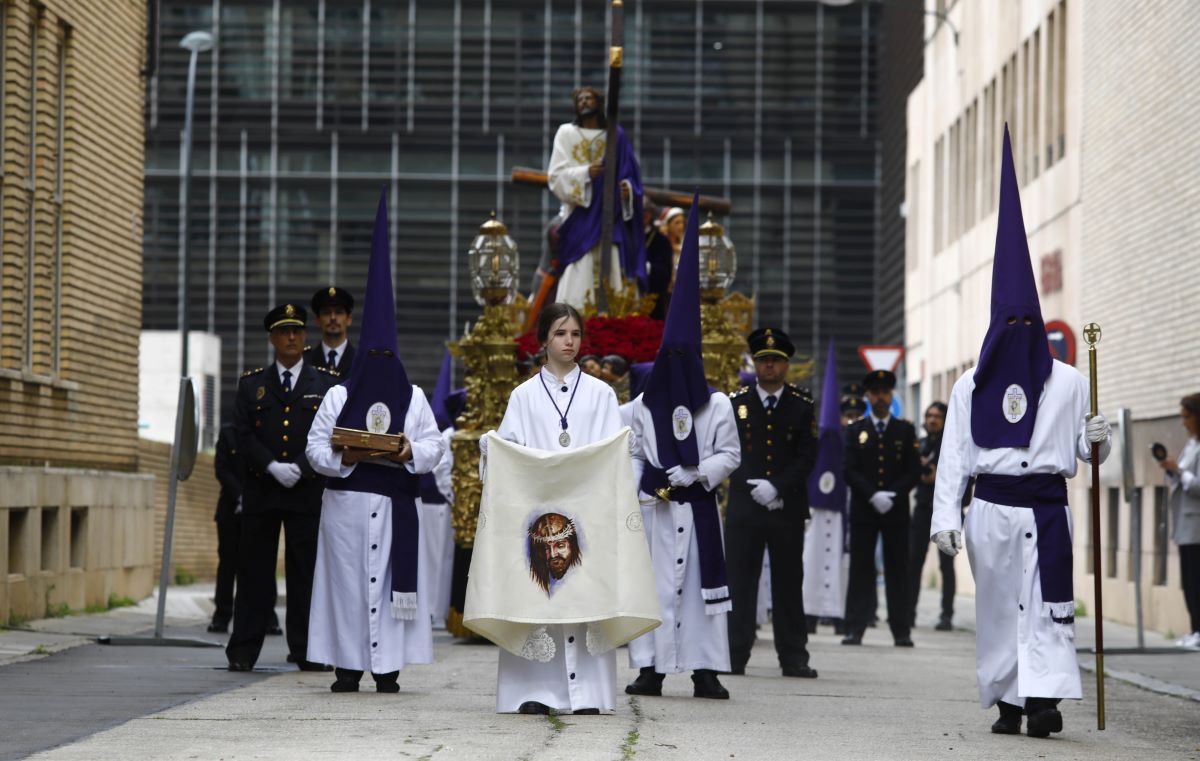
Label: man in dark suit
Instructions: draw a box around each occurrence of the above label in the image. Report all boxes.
[226,303,340,672]
[725,327,819,678]
[208,423,281,636]
[841,369,922,647]
[303,286,355,376]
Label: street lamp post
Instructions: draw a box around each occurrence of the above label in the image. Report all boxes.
[178,31,214,378]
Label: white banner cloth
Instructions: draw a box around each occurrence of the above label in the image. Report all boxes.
[465,427,661,659]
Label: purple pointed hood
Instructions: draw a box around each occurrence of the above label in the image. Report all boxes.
[642,193,709,468]
[336,188,412,435]
[807,339,847,511]
[430,350,454,431]
[971,125,1052,449]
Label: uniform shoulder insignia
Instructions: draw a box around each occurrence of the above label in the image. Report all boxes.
[241,367,264,378]
[303,345,313,351]
[730,386,751,398]
[315,366,340,377]
[786,383,814,402]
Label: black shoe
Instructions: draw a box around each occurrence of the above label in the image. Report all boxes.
[1025,699,1063,738]
[991,701,1022,735]
[207,619,229,634]
[285,653,297,663]
[266,623,283,636]
[331,668,362,693]
[227,660,253,672]
[296,659,333,672]
[935,617,953,631]
[894,637,914,647]
[518,701,551,715]
[372,671,400,694]
[572,708,600,715]
[691,669,729,700]
[805,616,818,634]
[625,666,664,696]
[841,631,863,645]
[781,665,818,678]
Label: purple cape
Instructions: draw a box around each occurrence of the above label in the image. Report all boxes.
[807,339,847,513]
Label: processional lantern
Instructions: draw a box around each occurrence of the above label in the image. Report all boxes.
[697,212,737,299]
[468,212,520,307]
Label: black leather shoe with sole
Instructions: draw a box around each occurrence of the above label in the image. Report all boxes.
[691,670,730,700]
[990,702,1022,735]
[625,667,665,696]
[518,701,551,715]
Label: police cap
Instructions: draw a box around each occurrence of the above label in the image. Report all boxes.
[747,327,794,360]
[264,303,307,332]
[862,369,897,391]
[311,286,354,314]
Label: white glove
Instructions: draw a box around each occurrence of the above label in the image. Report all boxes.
[267,461,302,488]
[869,490,896,514]
[747,478,779,507]
[667,464,700,488]
[934,529,962,557]
[766,497,784,511]
[1086,412,1111,444]
[235,496,243,515]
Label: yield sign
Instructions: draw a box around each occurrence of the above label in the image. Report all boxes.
[857,345,904,372]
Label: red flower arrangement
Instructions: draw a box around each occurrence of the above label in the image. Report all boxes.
[516,314,665,363]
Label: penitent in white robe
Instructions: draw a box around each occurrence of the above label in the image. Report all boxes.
[627,392,741,674]
[417,426,456,627]
[802,506,847,619]
[305,384,446,674]
[932,360,1111,709]
[547,123,633,310]
[490,364,624,713]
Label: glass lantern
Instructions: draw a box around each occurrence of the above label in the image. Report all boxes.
[697,212,737,297]
[468,211,520,307]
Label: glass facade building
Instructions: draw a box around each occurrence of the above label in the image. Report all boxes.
[143,0,882,418]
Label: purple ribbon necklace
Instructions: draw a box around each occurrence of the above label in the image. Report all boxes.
[538,367,582,447]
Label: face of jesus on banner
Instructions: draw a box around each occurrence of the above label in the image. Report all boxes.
[527,511,584,596]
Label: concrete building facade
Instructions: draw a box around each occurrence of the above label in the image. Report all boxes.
[0,0,156,622]
[905,0,1199,636]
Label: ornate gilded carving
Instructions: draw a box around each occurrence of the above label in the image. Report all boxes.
[701,288,747,394]
[581,276,658,320]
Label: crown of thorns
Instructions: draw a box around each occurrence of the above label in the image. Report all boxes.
[529,521,576,544]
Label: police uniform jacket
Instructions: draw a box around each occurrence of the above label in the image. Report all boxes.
[727,383,818,520]
[303,343,355,377]
[234,363,340,515]
[844,416,921,525]
[213,425,244,521]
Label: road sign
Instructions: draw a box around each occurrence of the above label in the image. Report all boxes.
[857,345,904,372]
[1045,319,1076,365]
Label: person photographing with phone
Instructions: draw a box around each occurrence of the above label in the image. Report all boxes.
[1156,393,1200,649]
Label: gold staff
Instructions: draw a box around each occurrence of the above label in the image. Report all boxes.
[1084,322,1105,730]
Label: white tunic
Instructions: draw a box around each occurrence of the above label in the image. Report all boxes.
[417,426,456,627]
[932,360,1111,708]
[547,123,632,310]
[305,384,446,674]
[627,392,740,673]
[492,365,625,713]
[802,508,847,619]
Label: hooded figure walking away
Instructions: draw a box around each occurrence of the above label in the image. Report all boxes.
[931,126,1111,738]
[624,196,741,700]
[305,190,446,693]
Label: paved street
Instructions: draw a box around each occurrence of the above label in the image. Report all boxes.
[1,587,1197,761]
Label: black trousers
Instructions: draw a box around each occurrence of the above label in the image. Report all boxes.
[1180,543,1200,634]
[845,514,910,639]
[212,514,240,625]
[226,509,320,667]
[908,502,956,624]
[725,501,810,671]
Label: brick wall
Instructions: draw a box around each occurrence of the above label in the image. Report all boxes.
[140,438,221,582]
[0,0,146,471]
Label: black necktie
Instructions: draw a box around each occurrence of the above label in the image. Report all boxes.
[765,395,776,411]
[876,420,886,435]
[282,369,292,394]
[327,349,337,368]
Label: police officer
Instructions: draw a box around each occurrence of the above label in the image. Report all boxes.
[226,303,340,672]
[303,286,355,375]
[841,370,921,647]
[208,423,281,636]
[725,328,819,678]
